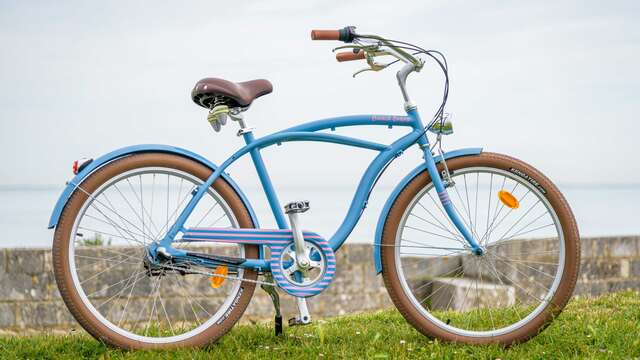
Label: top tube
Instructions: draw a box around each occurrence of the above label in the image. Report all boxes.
[281,114,418,133]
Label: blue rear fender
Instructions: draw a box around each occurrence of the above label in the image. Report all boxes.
[48,144,260,229]
[373,147,483,273]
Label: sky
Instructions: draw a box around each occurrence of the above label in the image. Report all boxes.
[1,0,639,190]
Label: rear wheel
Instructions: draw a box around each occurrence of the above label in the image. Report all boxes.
[53,153,258,349]
[381,152,580,345]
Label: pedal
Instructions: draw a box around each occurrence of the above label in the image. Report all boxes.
[288,317,310,326]
[284,200,310,214]
[260,274,283,336]
[288,297,311,327]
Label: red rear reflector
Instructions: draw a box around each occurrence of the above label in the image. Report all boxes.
[72,160,79,175]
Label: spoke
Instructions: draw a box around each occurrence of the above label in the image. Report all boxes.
[482,177,509,243]
[482,189,533,245]
[94,270,147,307]
[194,201,220,227]
[101,190,140,243]
[488,253,552,294]
[80,255,137,285]
[166,174,170,234]
[125,177,161,238]
[477,259,496,331]
[111,184,155,243]
[150,174,156,237]
[488,248,560,257]
[139,176,145,240]
[144,276,163,336]
[425,191,463,238]
[157,277,176,336]
[491,252,556,279]
[77,226,141,244]
[418,268,466,305]
[449,200,480,242]
[404,225,467,246]
[474,172,479,238]
[480,256,525,324]
[399,250,466,258]
[409,213,462,241]
[169,276,192,329]
[74,254,140,266]
[452,176,478,240]
[412,264,464,293]
[117,269,146,328]
[415,202,464,241]
[459,259,476,330]
[493,200,543,245]
[492,210,547,247]
[481,187,531,245]
[496,223,556,244]
[176,179,184,223]
[485,173,494,238]
[153,184,196,241]
[392,242,466,251]
[488,260,548,304]
[207,212,228,228]
[82,213,146,246]
[173,276,203,325]
[490,257,559,266]
[89,246,144,261]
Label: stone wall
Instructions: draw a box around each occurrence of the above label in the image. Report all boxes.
[0,236,638,332]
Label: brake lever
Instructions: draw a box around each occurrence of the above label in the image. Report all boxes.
[353,52,389,77]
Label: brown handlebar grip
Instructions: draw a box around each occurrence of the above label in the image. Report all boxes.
[311,29,341,40]
[336,51,366,62]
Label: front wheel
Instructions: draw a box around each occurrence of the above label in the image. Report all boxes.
[52,153,259,349]
[381,152,580,345]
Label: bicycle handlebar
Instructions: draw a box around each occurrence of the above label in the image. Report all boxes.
[335,51,365,62]
[311,30,341,40]
[311,27,356,42]
[312,27,423,74]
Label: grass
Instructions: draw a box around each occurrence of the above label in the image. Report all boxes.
[0,291,638,359]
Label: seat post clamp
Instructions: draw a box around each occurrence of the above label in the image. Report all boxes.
[237,127,255,136]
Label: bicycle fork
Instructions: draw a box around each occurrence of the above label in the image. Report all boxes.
[419,138,484,255]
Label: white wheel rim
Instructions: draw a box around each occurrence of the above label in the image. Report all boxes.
[394,167,566,338]
[68,167,247,344]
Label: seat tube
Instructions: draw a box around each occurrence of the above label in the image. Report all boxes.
[242,132,289,229]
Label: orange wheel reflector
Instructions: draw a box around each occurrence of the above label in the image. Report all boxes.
[498,190,519,209]
[209,266,228,288]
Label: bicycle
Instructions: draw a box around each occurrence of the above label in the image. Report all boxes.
[49,26,580,349]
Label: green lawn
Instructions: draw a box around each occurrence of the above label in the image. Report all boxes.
[1,290,639,359]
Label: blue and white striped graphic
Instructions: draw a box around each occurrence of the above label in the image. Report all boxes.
[182,227,336,297]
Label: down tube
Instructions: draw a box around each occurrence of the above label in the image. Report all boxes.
[327,129,423,251]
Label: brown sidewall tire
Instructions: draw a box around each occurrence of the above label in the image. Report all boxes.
[381,152,580,345]
[52,153,259,349]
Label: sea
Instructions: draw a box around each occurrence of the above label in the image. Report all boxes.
[1,184,638,249]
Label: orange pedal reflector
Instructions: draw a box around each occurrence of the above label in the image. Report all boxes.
[498,190,519,209]
[209,266,228,288]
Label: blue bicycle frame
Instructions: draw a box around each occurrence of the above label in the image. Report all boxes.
[153,107,482,271]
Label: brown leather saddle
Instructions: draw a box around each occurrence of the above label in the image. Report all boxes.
[191,78,273,109]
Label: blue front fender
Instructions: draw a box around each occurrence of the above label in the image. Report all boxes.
[373,147,483,273]
[48,144,259,229]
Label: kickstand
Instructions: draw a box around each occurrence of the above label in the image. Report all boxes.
[260,274,283,336]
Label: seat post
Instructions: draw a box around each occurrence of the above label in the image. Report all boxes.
[229,109,254,136]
